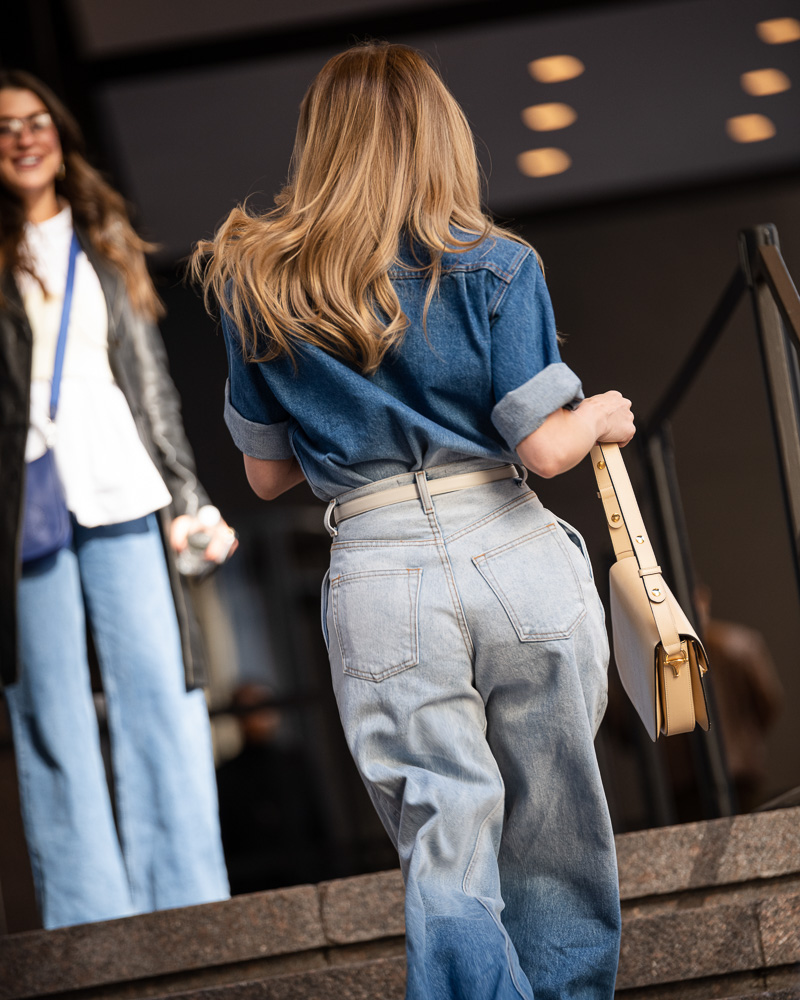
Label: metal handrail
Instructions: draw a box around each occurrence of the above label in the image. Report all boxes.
[638,224,800,820]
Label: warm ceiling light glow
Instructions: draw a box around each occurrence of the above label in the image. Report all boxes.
[517,148,572,178]
[521,103,577,131]
[726,114,777,142]
[740,68,791,95]
[528,56,585,83]
[756,17,800,43]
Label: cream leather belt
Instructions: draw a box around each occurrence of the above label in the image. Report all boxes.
[332,464,521,526]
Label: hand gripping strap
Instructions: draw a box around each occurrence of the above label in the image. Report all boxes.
[590,443,682,657]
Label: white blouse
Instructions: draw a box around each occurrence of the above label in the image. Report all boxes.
[20,206,171,527]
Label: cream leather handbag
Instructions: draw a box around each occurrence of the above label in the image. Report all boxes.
[591,442,710,741]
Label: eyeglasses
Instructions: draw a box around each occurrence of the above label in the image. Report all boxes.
[0,112,55,144]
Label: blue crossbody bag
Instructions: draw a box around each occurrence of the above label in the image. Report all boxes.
[20,231,80,563]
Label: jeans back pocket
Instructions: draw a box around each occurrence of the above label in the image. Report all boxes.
[331,568,422,681]
[473,524,585,641]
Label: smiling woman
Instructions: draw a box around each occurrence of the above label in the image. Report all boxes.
[0,70,234,930]
[0,74,161,317]
[0,94,62,222]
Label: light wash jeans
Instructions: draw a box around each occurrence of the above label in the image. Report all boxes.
[6,513,229,929]
[322,461,620,1000]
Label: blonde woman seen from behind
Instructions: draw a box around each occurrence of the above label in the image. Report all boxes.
[195,43,633,1000]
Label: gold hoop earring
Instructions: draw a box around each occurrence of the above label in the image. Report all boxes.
[56,161,66,181]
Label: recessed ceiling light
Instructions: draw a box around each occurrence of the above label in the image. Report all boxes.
[517,148,572,177]
[521,103,578,131]
[740,68,791,95]
[756,17,800,44]
[726,114,777,142]
[528,56,585,83]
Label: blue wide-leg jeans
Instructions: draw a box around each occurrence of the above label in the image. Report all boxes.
[6,512,229,929]
[323,462,621,1000]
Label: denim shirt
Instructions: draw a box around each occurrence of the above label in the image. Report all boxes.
[222,233,584,501]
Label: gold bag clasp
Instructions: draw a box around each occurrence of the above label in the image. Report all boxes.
[664,648,688,678]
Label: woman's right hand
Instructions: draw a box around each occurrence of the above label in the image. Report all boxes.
[517,390,635,478]
[583,391,636,447]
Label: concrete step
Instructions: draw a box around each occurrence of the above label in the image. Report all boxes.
[1,807,798,1000]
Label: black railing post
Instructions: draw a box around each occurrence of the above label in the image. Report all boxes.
[643,425,735,819]
[740,225,800,599]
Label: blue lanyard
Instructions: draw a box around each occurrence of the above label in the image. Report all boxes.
[49,231,80,422]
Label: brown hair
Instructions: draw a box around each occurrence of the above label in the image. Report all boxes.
[192,42,529,373]
[0,69,163,319]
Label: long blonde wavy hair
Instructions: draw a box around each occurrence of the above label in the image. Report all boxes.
[192,42,528,373]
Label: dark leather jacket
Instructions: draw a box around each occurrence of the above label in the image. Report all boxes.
[0,227,209,688]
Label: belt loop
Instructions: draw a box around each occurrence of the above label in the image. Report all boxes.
[324,499,338,537]
[415,470,434,514]
[513,463,529,487]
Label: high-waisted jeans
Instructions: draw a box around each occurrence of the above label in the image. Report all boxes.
[6,512,229,929]
[322,460,621,1000]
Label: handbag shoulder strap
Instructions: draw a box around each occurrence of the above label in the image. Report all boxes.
[590,441,683,657]
[590,442,659,571]
[49,231,80,421]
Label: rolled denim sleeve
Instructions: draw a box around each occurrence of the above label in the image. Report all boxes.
[222,316,294,460]
[490,251,584,450]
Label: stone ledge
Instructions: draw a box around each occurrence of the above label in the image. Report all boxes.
[319,870,404,946]
[622,872,800,919]
[759,894,800,968]
[0,887,325,1000]
[617,890,800,991]
[725,992,800,1000]
[617,808,800,901]
[616,973,800,1000]
[2,807,798,1000]
[617,900,763,990]
[147,956,407,1000]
